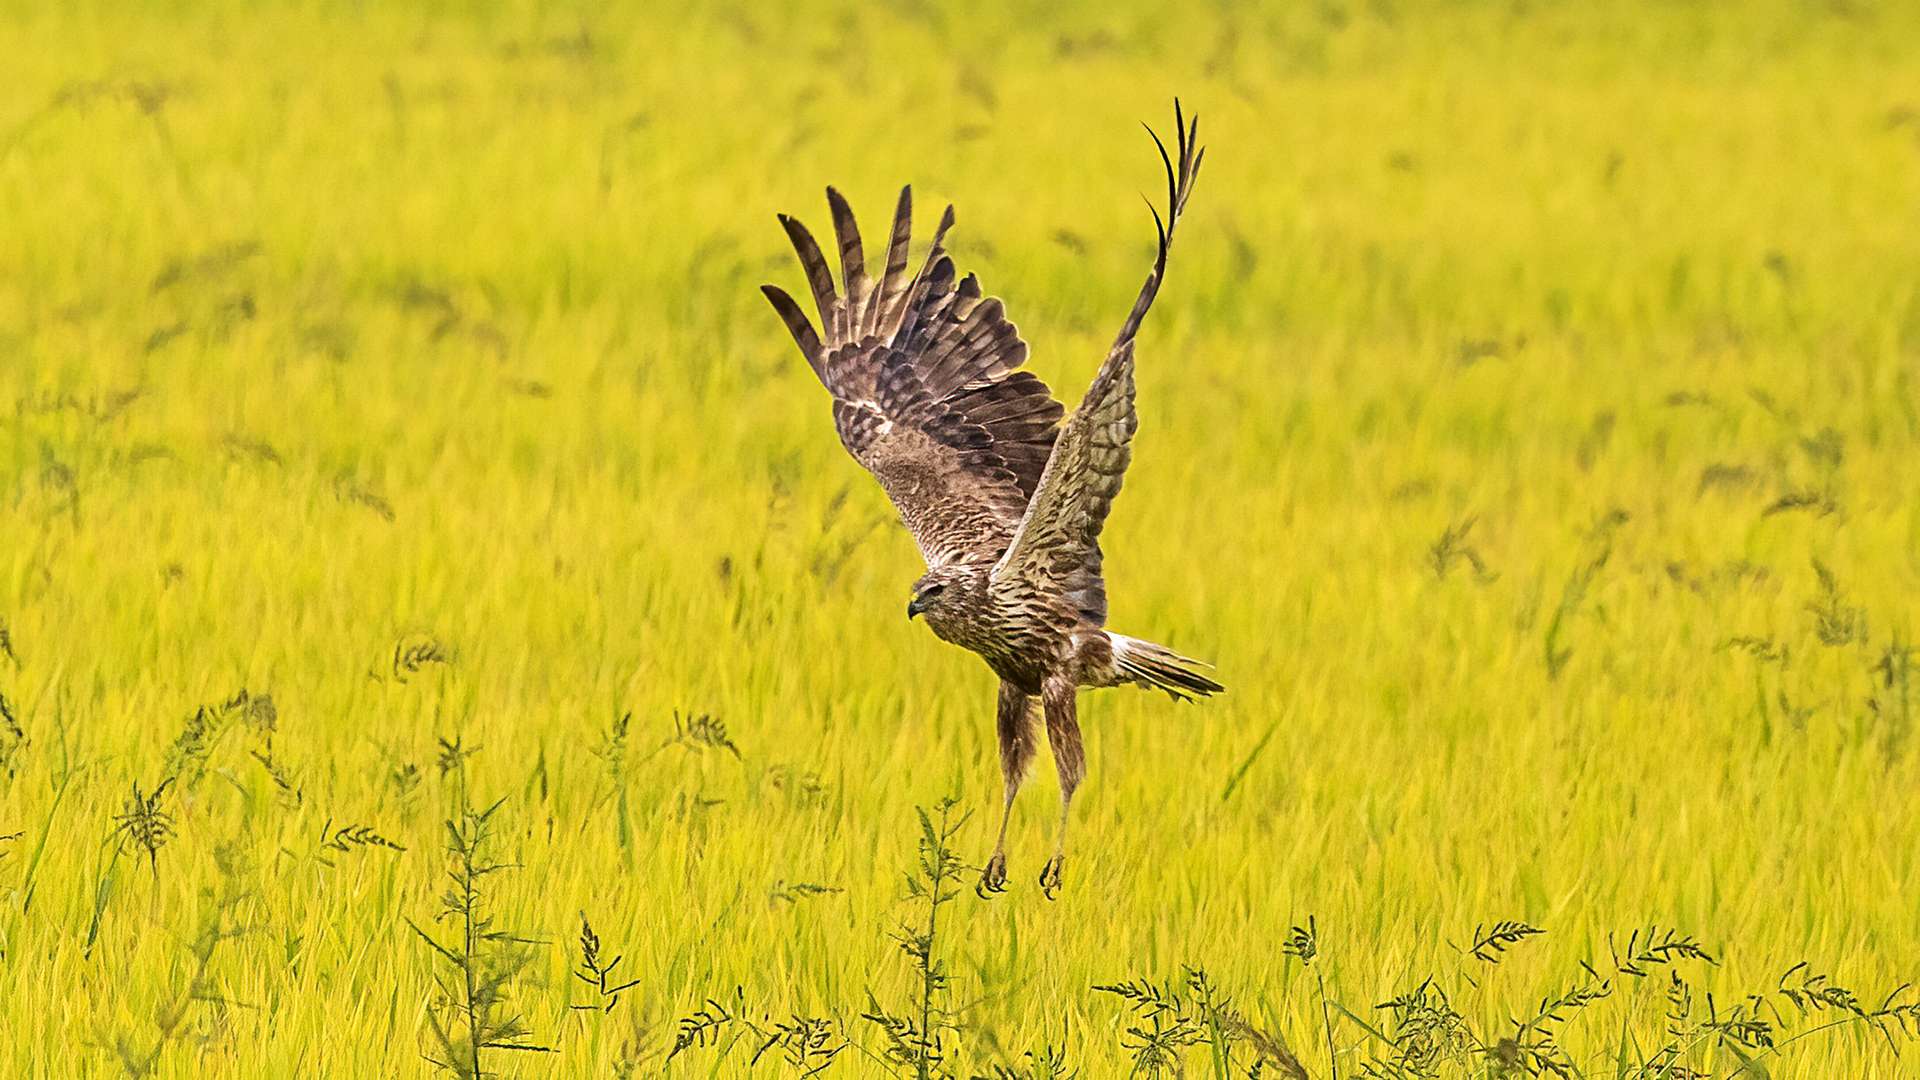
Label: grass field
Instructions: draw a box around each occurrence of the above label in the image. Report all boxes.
[4,1,1920,1076]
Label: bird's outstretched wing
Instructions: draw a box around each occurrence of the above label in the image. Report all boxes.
[762,188,1065,567]
[992,101,1204,626]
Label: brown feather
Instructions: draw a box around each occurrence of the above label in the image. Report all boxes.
[871,186,915,336]
[763,188,1065,565]
[759,284,824,380]
[994,100,1203,626]
[776,214,840,342]
[824,187,867,341]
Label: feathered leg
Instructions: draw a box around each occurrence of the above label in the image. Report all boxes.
[979,680,1037,898]
[1038,674,1084,900]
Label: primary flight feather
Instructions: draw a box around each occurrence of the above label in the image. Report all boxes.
[761,100,1220,899]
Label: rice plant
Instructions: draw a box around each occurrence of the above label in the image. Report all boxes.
[3,1,1919,1075]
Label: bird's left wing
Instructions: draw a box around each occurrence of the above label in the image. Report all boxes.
[762,188,1066,567]
[992,101,1204,625]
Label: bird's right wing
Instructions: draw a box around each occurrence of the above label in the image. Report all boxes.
[992,102,1204,625]
[762,188,1065,567]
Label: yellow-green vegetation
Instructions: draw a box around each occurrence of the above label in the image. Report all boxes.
[4,1,1920,1076]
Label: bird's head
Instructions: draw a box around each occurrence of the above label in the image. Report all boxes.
[907,565,978,622]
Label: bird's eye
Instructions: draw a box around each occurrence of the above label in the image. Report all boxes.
[921,583,944,597]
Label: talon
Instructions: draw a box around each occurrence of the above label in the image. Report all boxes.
[1038,854,1064,900]
[977,852,1008,898]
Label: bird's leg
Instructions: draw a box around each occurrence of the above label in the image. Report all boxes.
[979,681,1036,898]
[1038,675,1084,900]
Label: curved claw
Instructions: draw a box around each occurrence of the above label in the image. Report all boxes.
[976,852,1008,899]
[1038,854,1064,901]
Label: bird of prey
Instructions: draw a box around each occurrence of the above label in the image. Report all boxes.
[761,101,1221,899]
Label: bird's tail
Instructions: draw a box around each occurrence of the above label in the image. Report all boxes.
[1108,633,1224,701]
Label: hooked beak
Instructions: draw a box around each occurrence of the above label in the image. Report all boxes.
[906,595,924,620]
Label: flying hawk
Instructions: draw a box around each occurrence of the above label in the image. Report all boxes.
[761,102,1221,899]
